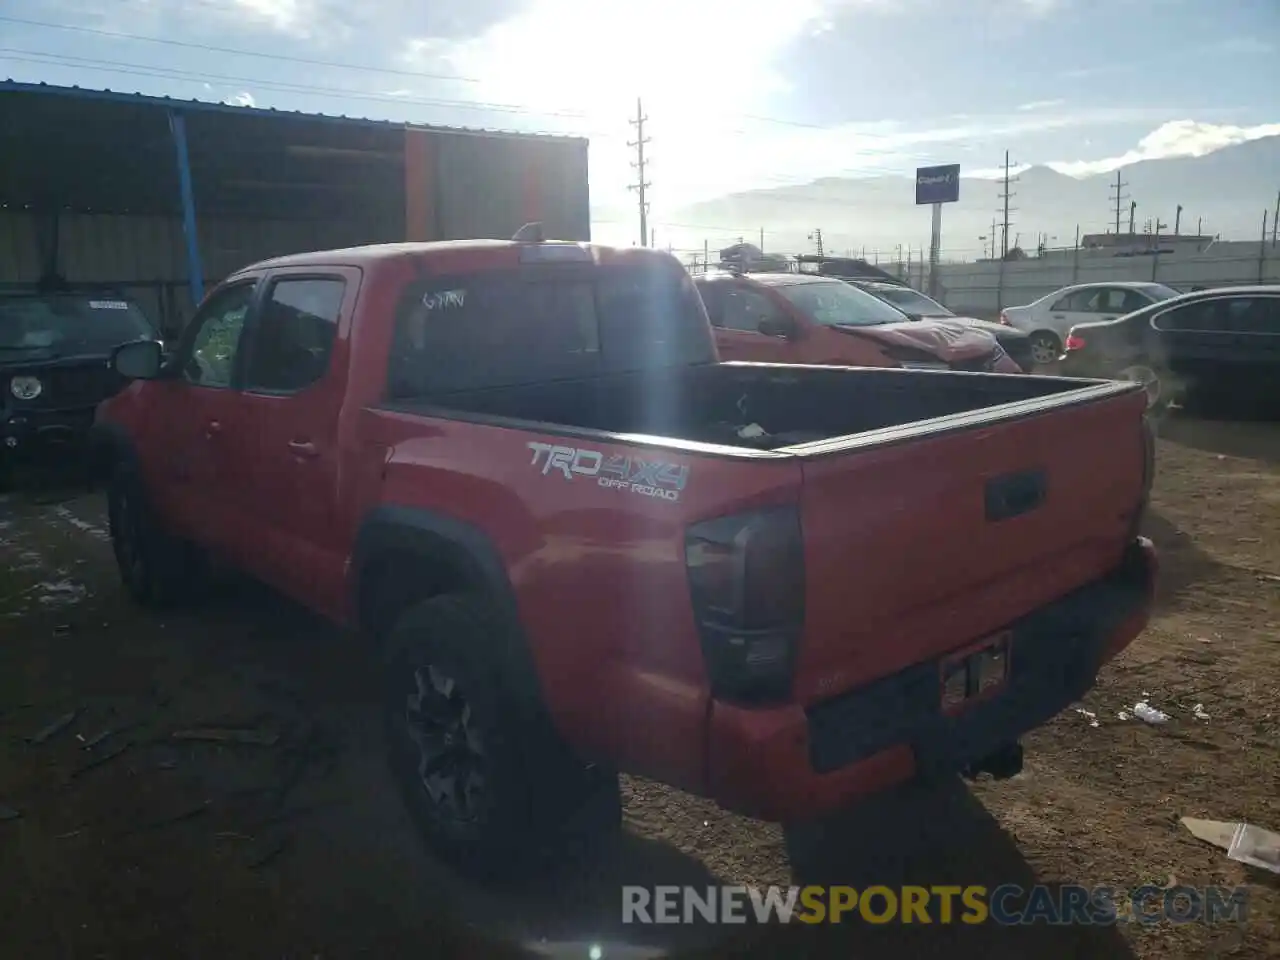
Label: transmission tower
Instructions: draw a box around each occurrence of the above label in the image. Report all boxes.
[627,98,651,247]
[808,228,825,257]
[1110,169,1130,235]
[997,151,1019,259]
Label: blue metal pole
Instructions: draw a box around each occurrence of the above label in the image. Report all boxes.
[167,109,205,306]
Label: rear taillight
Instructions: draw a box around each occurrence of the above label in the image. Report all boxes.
[684,505,804,705]
[1064,333,1086,352]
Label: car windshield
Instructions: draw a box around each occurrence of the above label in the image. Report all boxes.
[0,294,156,354]
[868,286,953,316]
[773,279,908,327]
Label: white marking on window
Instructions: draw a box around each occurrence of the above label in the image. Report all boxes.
[422,289,466,311]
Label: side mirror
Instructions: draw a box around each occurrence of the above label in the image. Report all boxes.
[113,339,165,380]
[758,317,795,339]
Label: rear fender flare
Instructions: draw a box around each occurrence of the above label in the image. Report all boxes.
[351,505,544,717]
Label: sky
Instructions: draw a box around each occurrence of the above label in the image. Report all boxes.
[1,0,1277,249]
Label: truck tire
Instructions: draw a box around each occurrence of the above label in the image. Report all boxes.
[381,594,621,881]
[106,466,207,607]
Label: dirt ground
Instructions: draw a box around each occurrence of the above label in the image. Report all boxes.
[1,415,1278,960]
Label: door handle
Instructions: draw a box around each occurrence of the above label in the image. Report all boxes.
[288,439,319,459]
[204,420,222,439]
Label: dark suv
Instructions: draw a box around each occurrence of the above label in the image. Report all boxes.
[2,289,160,484]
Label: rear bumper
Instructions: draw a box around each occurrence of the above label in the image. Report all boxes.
[705,536,1157,822]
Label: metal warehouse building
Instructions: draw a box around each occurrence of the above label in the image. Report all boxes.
[0,81,591,334]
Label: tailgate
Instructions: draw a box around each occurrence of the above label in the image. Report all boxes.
[791,384,1150,704]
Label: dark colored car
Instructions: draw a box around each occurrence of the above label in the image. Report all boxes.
[1060,285,1280,409]
[1,290,160,483]
[850,280,1035,372]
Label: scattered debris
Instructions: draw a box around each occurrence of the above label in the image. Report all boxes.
[246,835,290,869]
[71,740,130,778]
[35,580,88,607]
[1073,707,1099,727]
[1182,818,1280,874]
[171,727,280,747]
[125,800,212,836]
[55,829,82,840]
[28,709,79,745]
[0,802,21,821]
[1118,710,1131,720]
[1132,701,1170,724]
[52,624,71,638]
[51,506,110,542]
[1193,703,1211,720]
[1228,823,1280,874]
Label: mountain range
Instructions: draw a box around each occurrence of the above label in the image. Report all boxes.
[598,135,1280,262]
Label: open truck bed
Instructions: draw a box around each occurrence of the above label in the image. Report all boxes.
[384,360,1129,453]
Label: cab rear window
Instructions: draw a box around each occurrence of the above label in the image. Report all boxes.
[387,261,714,398]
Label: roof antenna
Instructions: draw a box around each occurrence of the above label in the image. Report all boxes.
[512,222,545,243]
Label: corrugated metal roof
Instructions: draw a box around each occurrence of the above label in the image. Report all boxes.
[0,79,589,144]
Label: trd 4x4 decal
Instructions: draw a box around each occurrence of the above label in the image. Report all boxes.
[526,442,689,503]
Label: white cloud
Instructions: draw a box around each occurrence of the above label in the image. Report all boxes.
[1017,99,1066,111]
[1048,120,1280,177]
[231,0,309,33]
[230,91,257,107]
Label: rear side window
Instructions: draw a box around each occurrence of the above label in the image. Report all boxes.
[1156,296,1279,334]
[387,262,714,397]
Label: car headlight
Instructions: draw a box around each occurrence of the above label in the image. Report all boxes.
[10,376,42,401]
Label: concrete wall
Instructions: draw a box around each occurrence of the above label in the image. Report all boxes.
[920,241,1280,318]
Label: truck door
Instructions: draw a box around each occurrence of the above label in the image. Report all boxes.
[149,279,259,558]
[236,270,354,606]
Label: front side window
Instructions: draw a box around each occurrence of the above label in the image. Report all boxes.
[244,277,345,393]
[183,284,256,388]
[774,279,907,327]
[720,287,785,332]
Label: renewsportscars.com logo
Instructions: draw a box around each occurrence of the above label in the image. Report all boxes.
[622,884,1251,926]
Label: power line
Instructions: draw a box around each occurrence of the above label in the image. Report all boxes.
[1109,169,1130,235]
[0,13,481,85]
[0,48,592,122]
[628,98,651,248]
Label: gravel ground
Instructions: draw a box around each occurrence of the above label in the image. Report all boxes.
[1,415,1277,959]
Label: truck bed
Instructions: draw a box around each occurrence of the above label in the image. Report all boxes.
[387,361,1123,453]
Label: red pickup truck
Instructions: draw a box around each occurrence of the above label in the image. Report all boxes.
[94,233,1158,879]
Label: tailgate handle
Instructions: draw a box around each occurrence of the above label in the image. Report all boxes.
[986,470,1046,521]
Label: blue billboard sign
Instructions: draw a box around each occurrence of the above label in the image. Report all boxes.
[915,164,960,205]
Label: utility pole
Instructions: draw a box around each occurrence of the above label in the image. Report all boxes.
[989,217,998,259]
[1128,200,1137,236]
[1174,204,1182,238]
[808,228,825,257]
[759,227,765,253]
[627,98,651,248]
[1272,189,1279,246]
[703,239,708,272]
[1110,169,1129,235]
[997,151,1018,259]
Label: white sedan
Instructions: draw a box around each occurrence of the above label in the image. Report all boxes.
[1000,281,1181,366]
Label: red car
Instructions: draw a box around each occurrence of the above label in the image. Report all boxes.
[695,270,1025,373]
[94,231,1156,879]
